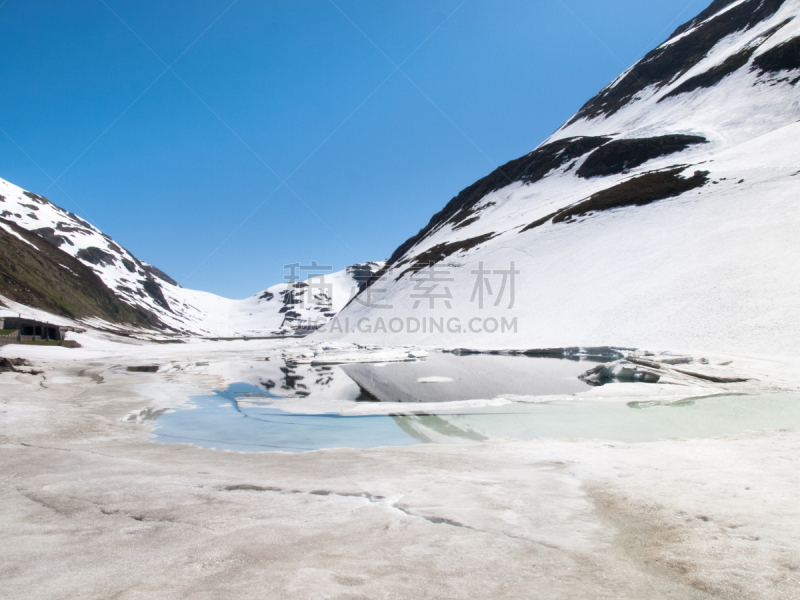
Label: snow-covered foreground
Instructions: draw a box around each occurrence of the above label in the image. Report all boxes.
[2,4,800,595]
[2,334,800,598]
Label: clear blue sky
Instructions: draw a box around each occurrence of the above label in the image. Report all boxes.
[0,0,708,298]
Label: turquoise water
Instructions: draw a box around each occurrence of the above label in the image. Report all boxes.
[153,382,420,452]
[152,382,800,453]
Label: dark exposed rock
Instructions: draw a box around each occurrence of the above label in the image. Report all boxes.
[663,46,758,99]
[282,294,303,306]
[520,211,559,233]
[142,264,179,287]
[580,361,661,385]
[121,258,136,272]
[523,168,709,232]
[553,168,710,223]
[663,18,794,99]
[397,232,497,278]
[56,222,90,234]
[280,366,305,390]
[0,357,40,374]
[142,274,171,312]
[32,227,74,248]
[577,135,708,178]
[345,262,384,295]
[22,191,48,204]
[76,246,117,267]
[452,216,480,230]
[388,136,612,266]
[67,212,94,230]
[566,168,709,220]
[346,262,383,285]
[753,34,800,74]
[669,0,742,39]
[567,0,788,123]
[0,357,28,373]
[259,290,275,301]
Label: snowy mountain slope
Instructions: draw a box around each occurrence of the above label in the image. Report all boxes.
[0,216,160,326]
[0,177,185,330]
[166,261,384,338]
[320,0,800,354]
[0,176,383,337]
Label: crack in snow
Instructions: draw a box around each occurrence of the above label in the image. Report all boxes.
[222,483,562,549]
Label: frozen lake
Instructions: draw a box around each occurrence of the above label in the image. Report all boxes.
[273,352,598,402]
[151,354,800,453]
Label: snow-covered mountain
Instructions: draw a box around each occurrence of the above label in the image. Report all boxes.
[320,0,800,355]
[0,176,382,337]
[188,260,384,338]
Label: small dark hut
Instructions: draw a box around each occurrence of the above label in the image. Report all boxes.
[1,316,62,341]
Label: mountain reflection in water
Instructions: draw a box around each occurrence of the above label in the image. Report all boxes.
[149,354,800,453]
[269,353,596,403]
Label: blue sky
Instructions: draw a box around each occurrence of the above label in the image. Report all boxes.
[0,0,707,298]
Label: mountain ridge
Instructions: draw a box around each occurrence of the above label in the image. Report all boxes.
[321,0,800,354]
[0,176,383,338]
